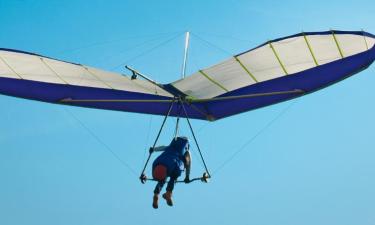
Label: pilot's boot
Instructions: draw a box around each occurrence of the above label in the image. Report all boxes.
[152,194,159,209]
[162,191,173,206]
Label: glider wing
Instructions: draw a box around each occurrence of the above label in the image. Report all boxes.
[0,30,374,120]
[171,30,375,120]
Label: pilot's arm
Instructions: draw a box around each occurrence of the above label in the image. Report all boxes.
[149,145,167,153]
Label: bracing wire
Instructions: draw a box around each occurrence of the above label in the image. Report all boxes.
[177,118,206,170]
[194,32,252,43]
[142,115,153,164]
[54,31,182,56]
[190,32,234,56]
[63,108,138,176]
[140,98,176,177]
[180,101,211,177]
[169,109,206,170]
[212,99,299,176]
[110,32,184,70]
[91,34,176,67]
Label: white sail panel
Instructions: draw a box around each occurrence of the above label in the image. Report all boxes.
[0,56,19,79]
[173,58,257,98]
[0,51,63,83]
[365,36,375,49]
[172,71,224,98]
[0,49,172,97]
[272,36,317,74]
[86,66,146,93]
[132,78,172,96]
[43,57,106,87]
[336,34,369,56]
[172,32,375,99]
[307,34,342,65]
[237,45,285,82]
[203,58,256,90]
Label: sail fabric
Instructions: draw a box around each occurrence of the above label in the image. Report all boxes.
[0,49,172,97]
[172,31,375,99]
[0,30,374,121]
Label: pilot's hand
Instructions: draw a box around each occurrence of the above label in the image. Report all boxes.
[149,147,154,154]
[184,177,190,183]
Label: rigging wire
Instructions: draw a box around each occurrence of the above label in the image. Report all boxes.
[194,32,253,43]
[164,110,208,169]
[176,117,206,170]
[91,34,177,67]
[190,32,234,57]
[180,102,211,177]
[212,99,299,176]
[53,31,182,56]
[57,34,175,87]
[186,43,202,75]
[140,98,176,178]
[110,32,184,70]
[142,115,154,164]
[63,108,138,176]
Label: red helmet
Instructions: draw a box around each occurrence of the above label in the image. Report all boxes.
[153,165,167,181]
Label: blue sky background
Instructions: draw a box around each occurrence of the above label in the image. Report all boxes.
[0,0,375,225]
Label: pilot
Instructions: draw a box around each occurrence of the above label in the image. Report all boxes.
[150,136,191,209]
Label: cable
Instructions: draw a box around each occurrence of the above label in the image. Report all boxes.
[54,31,182,56]
[91,34,174,67]
[142,115,153,164]
[194,32,252,43]
[63,108,138,176]
[212,99,298,175]
[180,101,211,178]
[110,32,184,70]
[190,32,234,57]
[139,98,176,179]
[170,112,205,170]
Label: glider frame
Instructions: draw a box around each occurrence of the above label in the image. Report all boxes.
[139,97,211,184]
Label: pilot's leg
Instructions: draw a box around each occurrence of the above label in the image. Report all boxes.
[153,180,165,209]
[163,176,177,206]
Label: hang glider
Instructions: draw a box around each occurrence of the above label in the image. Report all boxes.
[0,30,374,121]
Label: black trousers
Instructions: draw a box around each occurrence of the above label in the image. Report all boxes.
[154,176,177,194]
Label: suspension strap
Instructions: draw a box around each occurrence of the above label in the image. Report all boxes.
[174,97,182,138]
[180,100,211,178]
[139,98,176,182]
[174,117,180,138]
[173,101,182,138]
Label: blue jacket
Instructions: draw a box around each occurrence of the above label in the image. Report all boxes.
[152,137,188,178]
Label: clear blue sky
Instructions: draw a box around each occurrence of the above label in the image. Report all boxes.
[0,0,375,225]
